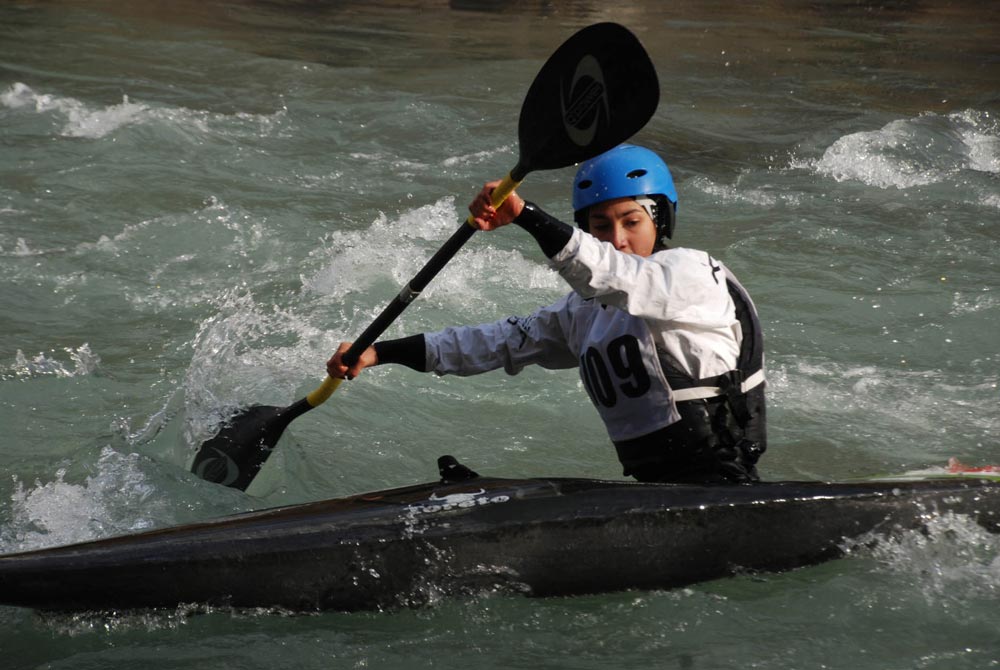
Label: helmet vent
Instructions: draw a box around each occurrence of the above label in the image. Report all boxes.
[626,169,647,179]
[577,179,593,189]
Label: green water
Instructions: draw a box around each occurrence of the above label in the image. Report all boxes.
[1,1,999,667]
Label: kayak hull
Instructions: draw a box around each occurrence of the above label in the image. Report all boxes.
[1,476,998,612]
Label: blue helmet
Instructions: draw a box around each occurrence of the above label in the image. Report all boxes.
[572,144,678,243]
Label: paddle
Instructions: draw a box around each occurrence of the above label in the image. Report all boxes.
[191,22,660,490]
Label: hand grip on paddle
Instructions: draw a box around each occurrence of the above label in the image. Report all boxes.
[465,172,523,228]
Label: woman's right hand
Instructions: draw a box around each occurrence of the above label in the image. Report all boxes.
[326,342,378,380]
[468,180,524,231]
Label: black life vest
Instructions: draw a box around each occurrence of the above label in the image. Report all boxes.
[613,268,766,483]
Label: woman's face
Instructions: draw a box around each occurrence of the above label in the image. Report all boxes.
[586,197,658,257]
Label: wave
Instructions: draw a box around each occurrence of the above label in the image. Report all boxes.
[794,110,999,190]
[1,82,287,140]
[0,447,164,553]
[302,196,561,306]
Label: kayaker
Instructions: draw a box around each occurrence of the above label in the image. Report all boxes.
[327,144,766,484]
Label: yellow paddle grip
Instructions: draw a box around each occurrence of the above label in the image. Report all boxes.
[306,375,343,408]
[465,172,523,226]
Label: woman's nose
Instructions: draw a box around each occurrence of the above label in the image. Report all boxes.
[612,226,628,249]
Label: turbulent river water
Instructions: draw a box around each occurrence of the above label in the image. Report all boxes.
[1,1,999,668]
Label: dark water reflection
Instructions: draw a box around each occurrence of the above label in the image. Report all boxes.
[15,1,998,105]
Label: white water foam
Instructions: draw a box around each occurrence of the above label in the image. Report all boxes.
[845,512,1000,606]
[1,82,287,140]
[181,287,330,448]
[302,197,461,298]
[795,110,999,189]
[1,447,165,553]
[956,110,1000,174]
[303,196,561,311]
[1,82,150,138]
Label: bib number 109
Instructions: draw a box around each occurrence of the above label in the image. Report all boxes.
[580,335,652,408]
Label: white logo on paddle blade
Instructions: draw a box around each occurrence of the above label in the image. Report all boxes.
[561,54,610,147]
[194,448,241,487]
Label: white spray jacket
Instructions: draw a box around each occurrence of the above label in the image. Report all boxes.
[424,228,743,442]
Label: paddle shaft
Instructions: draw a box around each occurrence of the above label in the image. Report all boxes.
[341,169,524,368]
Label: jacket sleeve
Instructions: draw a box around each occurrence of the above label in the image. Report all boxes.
[549,228,733,329]
[424,295,579,376]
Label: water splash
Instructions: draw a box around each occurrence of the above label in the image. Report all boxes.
[795,109,999,189]
[303,196,561,314]
[181,288,326,448]
[302,197,461,298]
[177,195,562,437]
[1,447,166,553]
[111,389,185,450]
[847,511,1000,606]
[956,110,1000,174]
[9,343,100,380]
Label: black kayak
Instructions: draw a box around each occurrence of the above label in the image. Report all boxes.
[1,461,999,612]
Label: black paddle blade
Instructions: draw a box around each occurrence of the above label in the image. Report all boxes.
[516,22,659,177]
[190,400,310,491]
